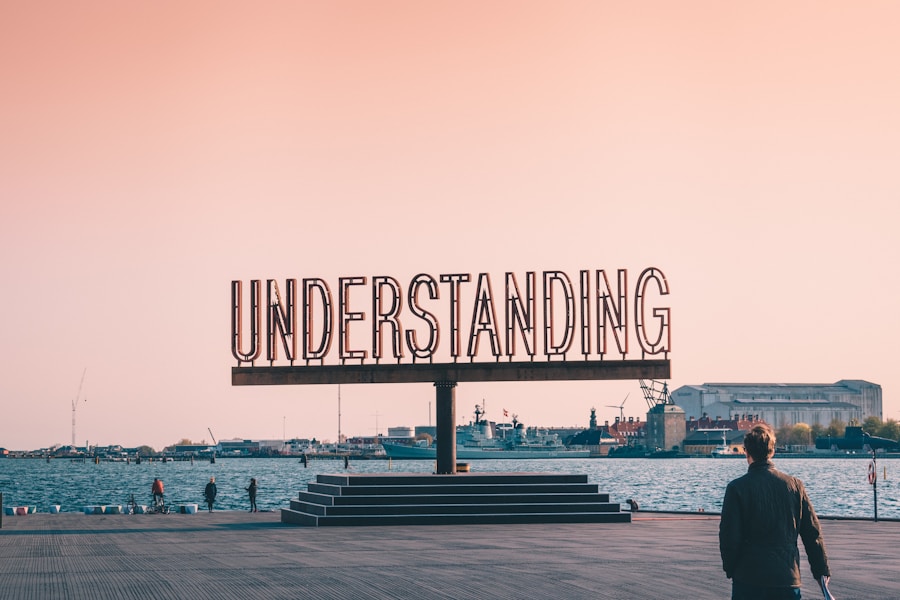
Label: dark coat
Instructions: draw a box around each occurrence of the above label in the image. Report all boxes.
[719,460,830,587]
[204,482,217,503]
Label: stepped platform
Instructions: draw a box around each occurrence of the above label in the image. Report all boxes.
[281,472,631,526]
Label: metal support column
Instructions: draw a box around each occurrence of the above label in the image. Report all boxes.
[434,380,457,474]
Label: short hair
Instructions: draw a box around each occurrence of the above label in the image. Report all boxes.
[743,424,775,462]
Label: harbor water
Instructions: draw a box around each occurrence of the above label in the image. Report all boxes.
[1,456,897,519]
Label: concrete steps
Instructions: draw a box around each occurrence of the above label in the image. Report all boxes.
[281,472,631,526]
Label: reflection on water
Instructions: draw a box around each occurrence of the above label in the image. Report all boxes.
[1,457,896,518]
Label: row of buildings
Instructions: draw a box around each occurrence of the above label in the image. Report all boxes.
[376,379,886,458]
[573,379,884,456]
[4,379,884,459]
[670,380,881,428]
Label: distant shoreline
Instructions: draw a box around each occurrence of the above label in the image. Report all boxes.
[4,452,899,461]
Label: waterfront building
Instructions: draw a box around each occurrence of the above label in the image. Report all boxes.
[283,438,315,454]
[567,410,621,455]
[414,426,437,439]
[670,380,880,428]
[564,408,641,454]
[683,429,745,456]
[568,409,650,455]
[547,426,584,441]
[685,414,761,433]
[219,439,261,456]
[173,444,215,457]
[680,414,761,456]
[566,427,619,455]
[607,416,646,446]
[645,403,686,452]
[387,426,413,438]
[258,439,290,453]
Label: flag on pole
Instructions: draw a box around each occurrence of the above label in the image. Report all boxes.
[503,409,508,417]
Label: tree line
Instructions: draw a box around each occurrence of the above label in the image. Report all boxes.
[775,416,900,448]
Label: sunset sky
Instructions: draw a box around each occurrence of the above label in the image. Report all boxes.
[2,2,898,451]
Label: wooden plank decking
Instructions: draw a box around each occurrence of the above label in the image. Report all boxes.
[1,510,897,599]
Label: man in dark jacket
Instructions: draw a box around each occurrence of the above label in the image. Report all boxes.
[204,477,217,512]
[720,424,830,599]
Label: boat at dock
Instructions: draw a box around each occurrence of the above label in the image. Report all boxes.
[710,431,745,458]
[382,405,590,459]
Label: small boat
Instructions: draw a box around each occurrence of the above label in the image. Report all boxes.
[711,446,740,458]
[711,431,744,458]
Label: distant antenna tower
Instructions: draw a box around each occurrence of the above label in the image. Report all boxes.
[72,368,87,448]
[372,409,382,437]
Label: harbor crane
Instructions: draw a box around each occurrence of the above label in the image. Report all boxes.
[606,393,629,422]
[207,427,218,462]
[639,379,671,410]
[72,368,87,449]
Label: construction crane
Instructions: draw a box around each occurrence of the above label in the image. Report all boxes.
[207,427,218,462]
[606,393,629,422]
[639,379,671,410]
[71,368,87,449]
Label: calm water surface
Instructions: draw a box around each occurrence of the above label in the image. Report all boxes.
[1,456,897,519]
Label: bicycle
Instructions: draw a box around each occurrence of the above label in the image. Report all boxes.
[126,493,139,515]
[148,493,170,514]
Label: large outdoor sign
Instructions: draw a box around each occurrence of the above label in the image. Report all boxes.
[231,268,670,371]
[231,266,671,474]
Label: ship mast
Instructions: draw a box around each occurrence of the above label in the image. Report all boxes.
[71,368,87,449]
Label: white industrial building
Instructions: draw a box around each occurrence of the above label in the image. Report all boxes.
[670,380,881,428]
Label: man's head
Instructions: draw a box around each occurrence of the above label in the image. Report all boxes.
[743,424,776,463]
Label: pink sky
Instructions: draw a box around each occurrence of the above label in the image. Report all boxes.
[2,2,898,450]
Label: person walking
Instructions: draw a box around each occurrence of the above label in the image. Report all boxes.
[246,477,258,512]
[719,424,831,599]
[204,477,217,513]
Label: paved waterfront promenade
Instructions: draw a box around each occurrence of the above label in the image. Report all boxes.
[1,510,898,599]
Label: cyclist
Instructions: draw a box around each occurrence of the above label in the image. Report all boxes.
[151,478,165,508]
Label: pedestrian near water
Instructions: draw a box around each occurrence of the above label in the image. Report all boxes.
[246,477,258,512]
[204,477,217,512]
[151,478,164,508]
[719,424,831,600]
